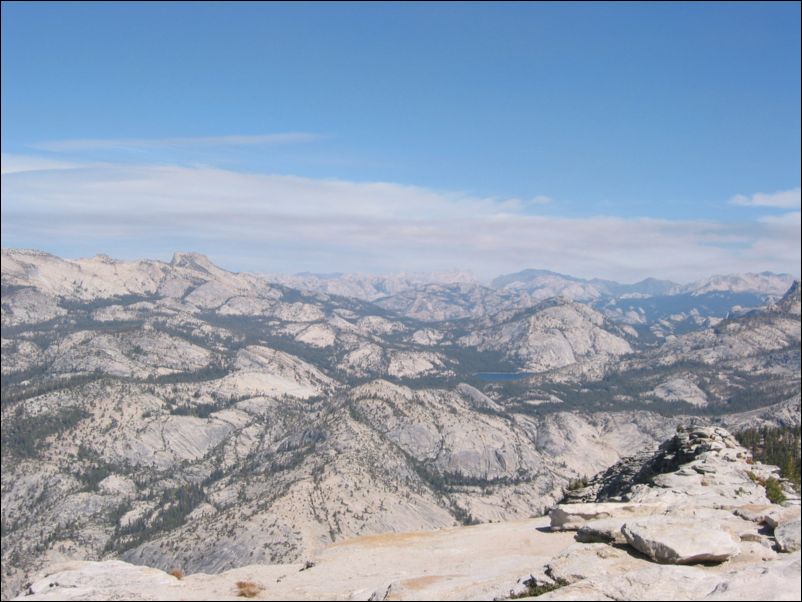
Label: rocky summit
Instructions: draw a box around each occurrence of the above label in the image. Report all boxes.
[9,426,801,601]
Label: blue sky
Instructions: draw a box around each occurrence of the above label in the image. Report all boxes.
[1,2,800,280]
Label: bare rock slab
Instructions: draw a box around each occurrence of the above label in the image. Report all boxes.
[533,554,802,601]
[545,543,645,585]
[25,560,178,598]
[534,565,724,601]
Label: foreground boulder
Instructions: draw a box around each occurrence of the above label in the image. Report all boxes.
[621,517,741,564]
[733,504,800,528]
[574,518,629,544]
[549,502,666,531]
[774,520,801,553]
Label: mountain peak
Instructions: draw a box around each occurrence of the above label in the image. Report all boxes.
[169,251,218,273]
[775,280,801,316]
[90,253,117,264]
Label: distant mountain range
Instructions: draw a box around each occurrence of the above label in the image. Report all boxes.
[268,266,795,302]
[1,248,799,599]
[491,268,795,299]
[264,265,795,324]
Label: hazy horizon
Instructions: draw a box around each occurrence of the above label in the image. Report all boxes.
[2,246,799,288]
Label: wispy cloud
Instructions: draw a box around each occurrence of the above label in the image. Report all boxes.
[2,156,799,281]
[0,153,85,174]
[30,132,323,153]
[481,195,553,213]
[758,211,801,226]
[729,187,801,209]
